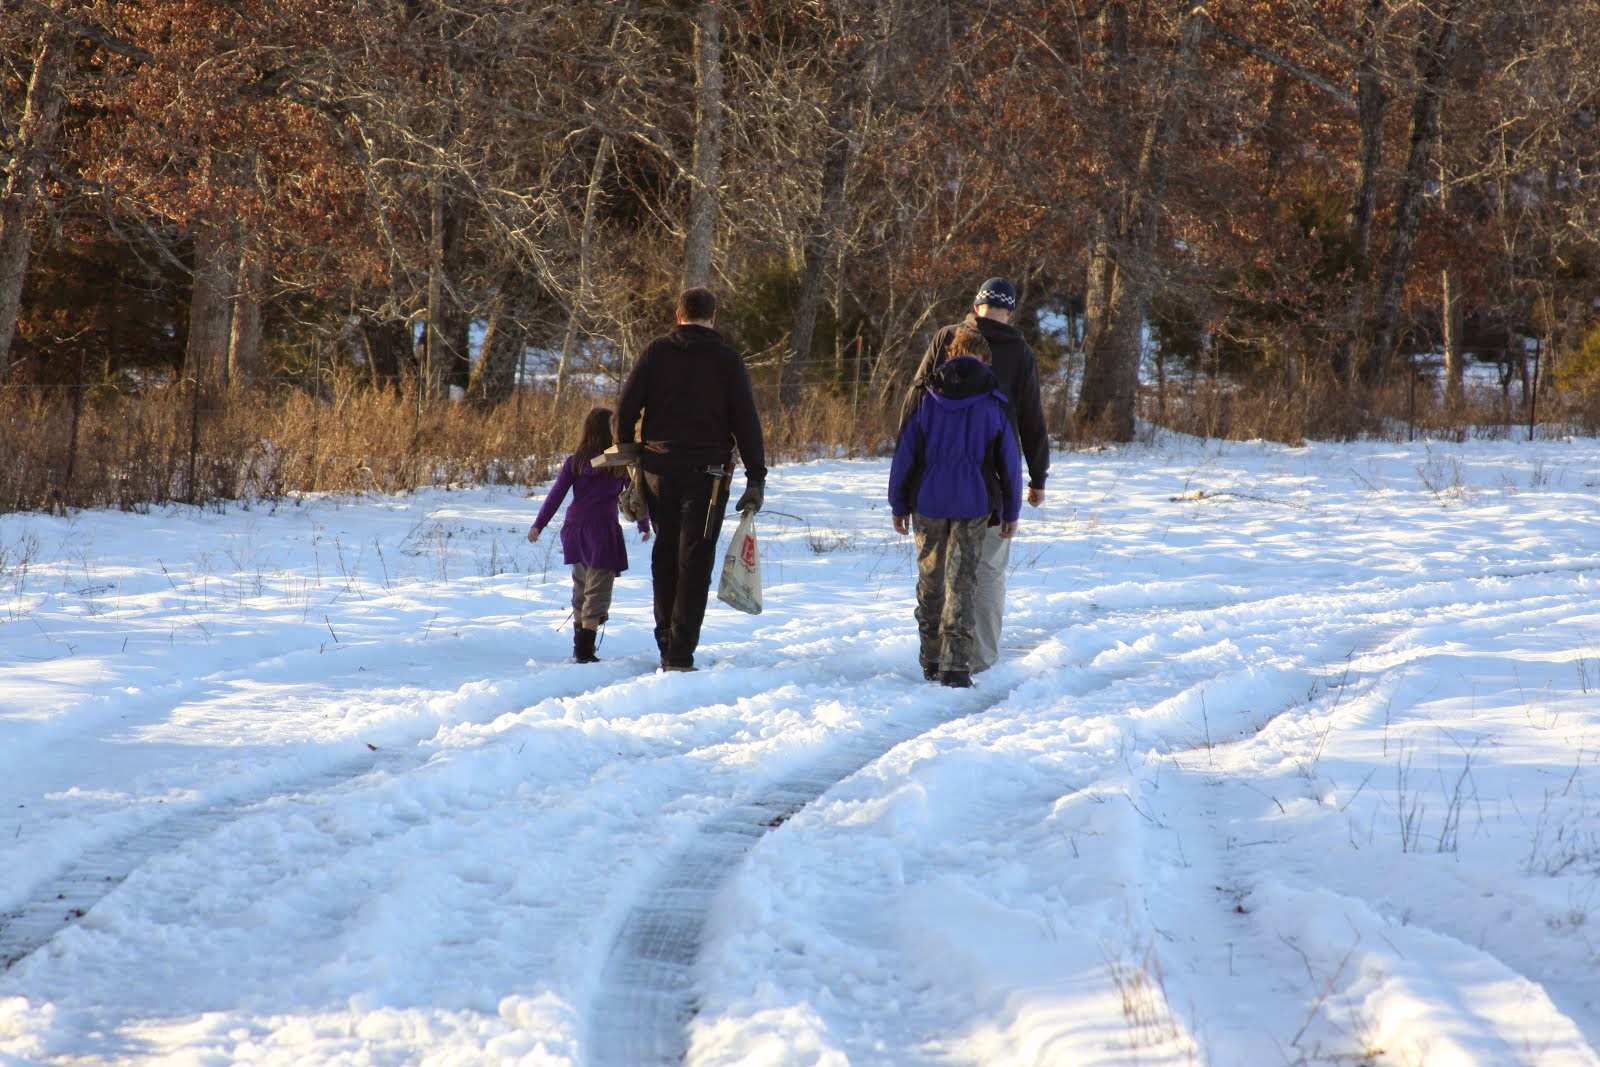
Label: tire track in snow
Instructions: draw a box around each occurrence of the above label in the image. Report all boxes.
[1079,582,1600,1064]
[588,573,1598,1065]
[587,696,992,1067]
[580,602,1330,1065]
[0,663,644,974]
[0,750,392,972]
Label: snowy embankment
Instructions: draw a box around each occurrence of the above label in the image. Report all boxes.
[1,434,1597,1066]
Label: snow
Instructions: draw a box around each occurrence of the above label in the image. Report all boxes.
[2,432,1598,1066]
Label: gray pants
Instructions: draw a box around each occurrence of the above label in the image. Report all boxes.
[571,563,616,629]
[971,523,1011,673]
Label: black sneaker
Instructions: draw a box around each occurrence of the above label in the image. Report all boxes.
[940,670,972,689]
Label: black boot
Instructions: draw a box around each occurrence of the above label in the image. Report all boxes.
[574,626,600,663]
[940,669,971,689]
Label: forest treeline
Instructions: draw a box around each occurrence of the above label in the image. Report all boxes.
[3,1,1600,512]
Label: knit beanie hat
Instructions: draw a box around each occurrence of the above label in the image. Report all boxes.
[973,276,1017,310]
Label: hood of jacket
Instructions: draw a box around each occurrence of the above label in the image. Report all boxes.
[665,322,723,349]
[924,354,1001,408]
[965,311,1025,347]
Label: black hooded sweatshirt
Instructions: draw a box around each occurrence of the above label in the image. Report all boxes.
[615,323,768,482]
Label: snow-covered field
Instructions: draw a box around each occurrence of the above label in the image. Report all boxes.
[1,432,1597,1066]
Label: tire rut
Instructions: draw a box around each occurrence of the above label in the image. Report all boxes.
[587,703,987,1066]
[0,751,390,972]
[585,576,1579,1065]
[0,667,634,974]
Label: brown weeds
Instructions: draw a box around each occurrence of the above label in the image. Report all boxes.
[3,373,1595,514]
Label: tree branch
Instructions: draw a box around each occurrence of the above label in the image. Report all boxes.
[1200,19,1355,112]
[21,0,155,65]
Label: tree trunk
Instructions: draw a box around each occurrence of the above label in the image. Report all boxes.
[227,242,265,385]
[0,5,73,380]
[1080,206,1115,361]
[426,183,470,398]
[1079,1,1127,368]
[784,37,869,410]
[1078,280,1148,440]
[557,132,614,405]
[1442,268,1465,409]
[475,273,537,405]
[361,317,411,390]
[551,2,633,402]
[1076,212,1118,439]
[425,182,445,401]
[1362,1,1466,386]
[186,228,235,384]
[683,1,723,289]
[1075,9,1204,442]
[474,293,508,402]
[1334,0,1389,386]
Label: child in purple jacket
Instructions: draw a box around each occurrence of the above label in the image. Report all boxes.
[889,326,1022,688]
[529,408,651,663]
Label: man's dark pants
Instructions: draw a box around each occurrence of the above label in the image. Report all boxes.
[642,466,729,668]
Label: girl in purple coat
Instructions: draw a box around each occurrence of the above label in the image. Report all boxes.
[889,326,1021,687]
[528,408,651,663]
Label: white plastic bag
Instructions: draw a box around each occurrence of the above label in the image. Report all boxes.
[716,510,763,615]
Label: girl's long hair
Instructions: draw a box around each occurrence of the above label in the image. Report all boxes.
[947,324,991,363]
[574,407,618,473]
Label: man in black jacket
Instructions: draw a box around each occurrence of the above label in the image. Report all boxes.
[902,276,1049,674]
[615,287,766,671]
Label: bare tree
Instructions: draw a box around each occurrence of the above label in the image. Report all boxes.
[228,239,266,384]
[683,2,723,289]
[716,0,961,409]
[185,226,235,383]
[783,7,878,410]
[1075,6,1208,440]
[1441,268,1465,407]
[0,2,73,380]
[1361,0,1472,385]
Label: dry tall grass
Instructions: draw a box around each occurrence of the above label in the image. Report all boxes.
[3,372,1594,515]
[0,380,901,514]
[1139,373,1597,445]
[1,380,572,513]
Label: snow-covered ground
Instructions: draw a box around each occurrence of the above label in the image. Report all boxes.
[2,432,1598,1066]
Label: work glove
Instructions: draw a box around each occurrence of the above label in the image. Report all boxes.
[734,480,764,514]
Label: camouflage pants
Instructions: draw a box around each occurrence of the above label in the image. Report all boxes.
[912,514,989,673]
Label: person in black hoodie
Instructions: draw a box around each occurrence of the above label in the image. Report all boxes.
[901,276,1050,673]
[614,287,766,671]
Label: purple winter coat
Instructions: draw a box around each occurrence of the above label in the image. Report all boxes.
[532,454,649,572]
[888,355,1022,523]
